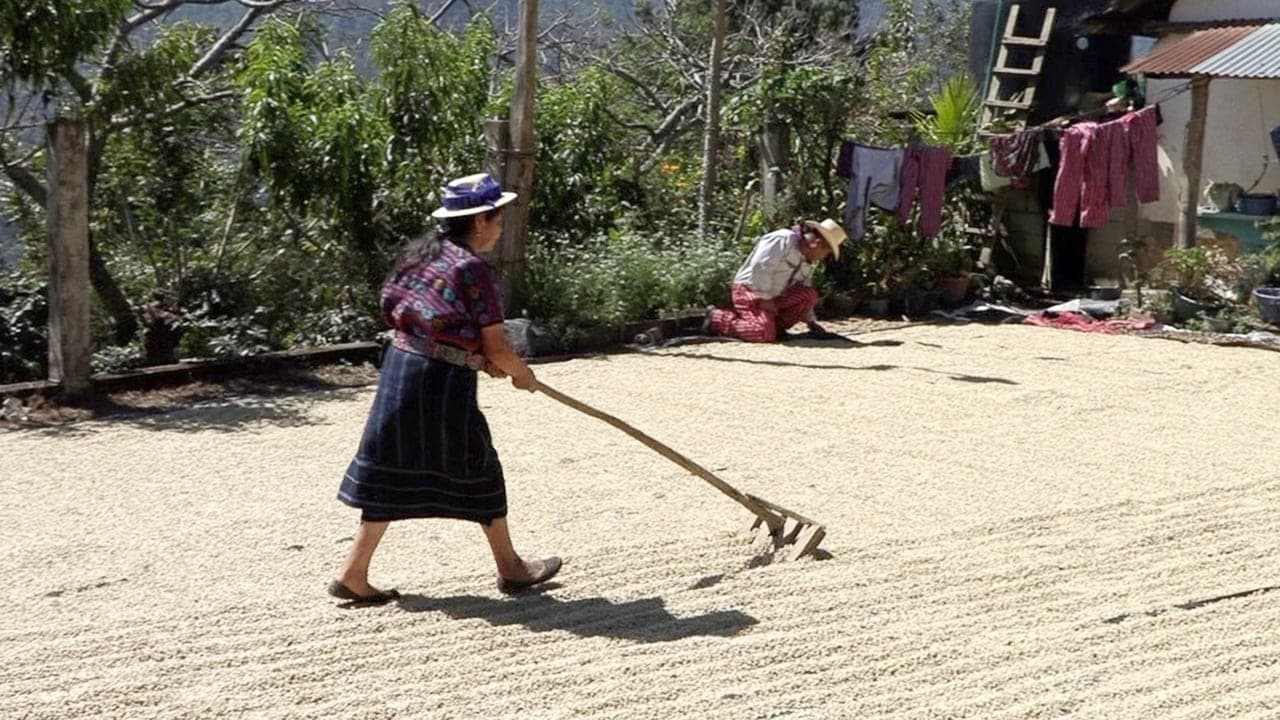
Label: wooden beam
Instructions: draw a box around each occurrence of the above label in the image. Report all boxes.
[500,0,538,316]
[45,119,93,397]
[1179,75,1210,250]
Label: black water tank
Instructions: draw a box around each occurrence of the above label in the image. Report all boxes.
[972,0,1134,125]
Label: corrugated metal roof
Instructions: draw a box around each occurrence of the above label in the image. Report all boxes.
[1122,25,1262,76]
[1191,23,1280,78]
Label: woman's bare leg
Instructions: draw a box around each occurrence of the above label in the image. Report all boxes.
[336,519,390,596]
[481,518,543,581]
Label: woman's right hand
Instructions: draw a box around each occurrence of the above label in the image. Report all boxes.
[511,366,537,392]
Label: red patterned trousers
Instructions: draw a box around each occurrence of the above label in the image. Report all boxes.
[709,284,819,343]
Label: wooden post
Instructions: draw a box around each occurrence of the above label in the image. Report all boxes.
[697,0,728,242]
[45,119,93,396]
[501,0,537,316]
[1179,75,1210,250]
[483,118,510,185]
[759,121,790,210]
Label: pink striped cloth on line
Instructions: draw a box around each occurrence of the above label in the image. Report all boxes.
[1050,106,1160,228]
[896,145,952,238]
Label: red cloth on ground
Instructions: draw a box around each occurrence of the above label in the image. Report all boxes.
[709,283,819,343]
[1024,311,1154,334]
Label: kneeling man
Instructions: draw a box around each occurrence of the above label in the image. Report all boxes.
[707,219,846,342]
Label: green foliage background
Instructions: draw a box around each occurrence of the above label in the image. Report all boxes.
[1,0,977,382]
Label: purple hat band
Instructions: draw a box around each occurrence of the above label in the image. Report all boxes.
[441,174,504,212]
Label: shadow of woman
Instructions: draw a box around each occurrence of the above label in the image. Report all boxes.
[396,591,758,643]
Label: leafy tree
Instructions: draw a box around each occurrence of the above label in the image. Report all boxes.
[530,67,637,237]
[237,4,498,292]
[1,0,309,344]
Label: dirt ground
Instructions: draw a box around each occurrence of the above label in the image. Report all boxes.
[2,321,1278,719]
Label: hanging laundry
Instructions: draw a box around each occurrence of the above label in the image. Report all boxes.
[896,145,951,238]
[1050,121,1112,228]
[1104,119,1130,208]
[979,144,1049,192]
[844,144,904,240]
[979,153,1012,192]
[1117,105,1160,204]
[989,130,1043,178]
[946,154,982,187]
[1052,106,1161,227]
[836,141,854,179]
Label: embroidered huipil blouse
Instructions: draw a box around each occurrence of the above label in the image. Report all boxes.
[381,240,504,354]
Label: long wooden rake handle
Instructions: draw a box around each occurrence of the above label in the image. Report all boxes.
[535,382,786,534]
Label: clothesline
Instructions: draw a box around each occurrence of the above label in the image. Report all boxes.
[1016,79,1195,134]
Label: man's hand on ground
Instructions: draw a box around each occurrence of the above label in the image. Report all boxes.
[807,322,837,339]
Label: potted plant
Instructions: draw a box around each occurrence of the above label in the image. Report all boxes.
[932,236,974,306]
[1242,240,1280,325]
[1140,290,1176,325]
[1154,246,1242,322]
[1204,181,1242,213]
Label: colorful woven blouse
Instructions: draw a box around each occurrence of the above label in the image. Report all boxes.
[381,240,504,353]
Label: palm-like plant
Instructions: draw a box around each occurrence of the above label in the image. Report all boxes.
[911,75,983,154]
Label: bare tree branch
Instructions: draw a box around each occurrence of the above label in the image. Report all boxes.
[105,5,174,71]
[0,145,48,207]
[61,70,94,105]
[599,106,654,135]
[187,5,268,80]
[428,0,462,25]
[107,89,237,132]
[601,61,666,113]
[637,96,701,174]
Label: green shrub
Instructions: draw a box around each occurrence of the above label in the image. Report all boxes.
[92,343,145,373]
[526,230,740,342]
[0,268,47,383]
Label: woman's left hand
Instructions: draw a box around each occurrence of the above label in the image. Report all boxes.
[484,361,508,379]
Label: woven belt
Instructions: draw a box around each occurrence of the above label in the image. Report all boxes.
[392,331,487,371]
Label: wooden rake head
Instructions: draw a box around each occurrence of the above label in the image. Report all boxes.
[742,493,827,562]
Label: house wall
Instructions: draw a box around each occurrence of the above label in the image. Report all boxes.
[1083,0,1280,281]
[996,0,1280,287]
[1168,0,1280,23]
[1139,76,1280,224]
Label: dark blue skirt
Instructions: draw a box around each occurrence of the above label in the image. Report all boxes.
[338,346,507,524]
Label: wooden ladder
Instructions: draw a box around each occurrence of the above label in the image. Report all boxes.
[980,4,1057,132]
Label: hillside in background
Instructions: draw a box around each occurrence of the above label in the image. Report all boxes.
[174,0,895,49]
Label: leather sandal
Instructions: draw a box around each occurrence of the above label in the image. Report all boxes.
[327,579,400,605]
[497,557,562,595]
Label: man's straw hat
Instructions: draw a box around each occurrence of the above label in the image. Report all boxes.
[803,218,848,260]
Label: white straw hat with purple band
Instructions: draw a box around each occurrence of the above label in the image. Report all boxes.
[432,173,518,218]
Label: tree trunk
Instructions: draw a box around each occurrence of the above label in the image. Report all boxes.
[500,0,538,316]
[46,120,94,395]
[87,233,138,345]
[698,0,728,243]
[86,124,138,345]
[1179,76,1210,250]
